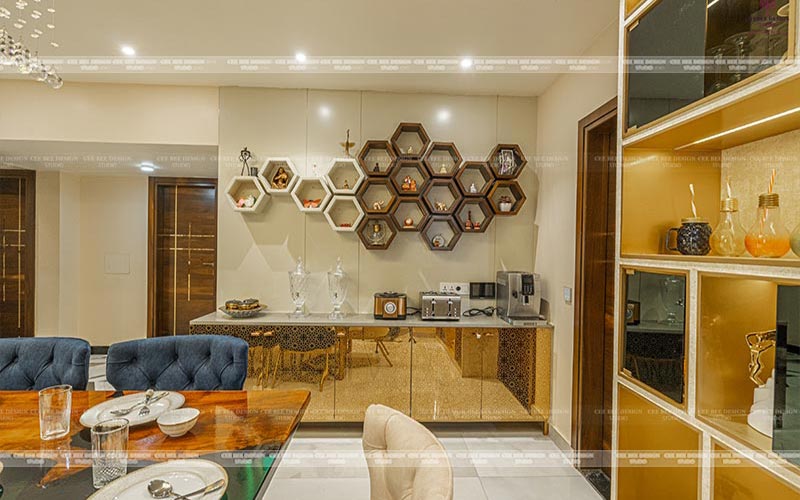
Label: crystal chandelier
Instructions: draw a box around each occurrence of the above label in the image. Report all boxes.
[0,0,62,89]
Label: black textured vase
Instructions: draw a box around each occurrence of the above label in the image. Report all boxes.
[677,221,712,255]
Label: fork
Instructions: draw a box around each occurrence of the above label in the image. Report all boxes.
[110,390,166,416]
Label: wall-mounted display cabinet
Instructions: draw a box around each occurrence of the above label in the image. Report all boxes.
[391,198,430,232]
[358,140,398,177]
[487,144,526,180]
[357,215,398,250]
[488,180,526,216]
[290,177,332,213]
[358,178,398,215]
[456,161,494,197]
[258,157,299,195]
[421,215,462,251]
[422,179,462,217]
[324,196,365,232]
[423,142,463,178]
[390,160,431,196]
[391,122,431,160]
[224,175,269,213]
[456,199,493,234]
[325,158,365,195]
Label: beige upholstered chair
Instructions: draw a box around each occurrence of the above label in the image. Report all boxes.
[362,404,453,500]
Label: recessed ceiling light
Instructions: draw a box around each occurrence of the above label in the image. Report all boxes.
[460,57,473,69]
[140,166,154,173]
[295,52,307,63]
[140,161,156,173]
[121,45,136,56]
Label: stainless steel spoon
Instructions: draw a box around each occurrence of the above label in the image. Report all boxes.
[147,478,226,499]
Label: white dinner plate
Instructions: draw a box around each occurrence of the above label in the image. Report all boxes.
[87,459,228,500]
[80,392,185,428]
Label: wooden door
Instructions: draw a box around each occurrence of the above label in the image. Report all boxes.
[148,178,217,337]
[0,169,35,338]
[573,98,617,477]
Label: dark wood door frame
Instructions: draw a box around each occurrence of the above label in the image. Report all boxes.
[147,177,217,338]
[0,169,35,337]
[572,98,617,467]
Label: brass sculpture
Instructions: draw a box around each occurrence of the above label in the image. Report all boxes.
[745,329,776,386]
[339,129,356,157]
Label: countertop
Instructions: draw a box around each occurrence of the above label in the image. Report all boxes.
[190,311,552,329]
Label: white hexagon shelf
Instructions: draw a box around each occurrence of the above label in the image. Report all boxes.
[225,176,270,213]
[291,177,333,213]
[324,195,365,232]
[325,158,365,195]
[258,157,299,195]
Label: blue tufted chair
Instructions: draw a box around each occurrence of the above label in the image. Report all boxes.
[105,335,248,391]
[0,337,91,390]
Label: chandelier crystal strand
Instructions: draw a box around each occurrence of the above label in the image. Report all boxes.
[0,0,61,88]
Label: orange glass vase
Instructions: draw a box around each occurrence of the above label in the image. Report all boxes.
[745,193,790,258]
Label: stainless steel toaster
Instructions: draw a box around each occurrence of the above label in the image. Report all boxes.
[420,291,461,321]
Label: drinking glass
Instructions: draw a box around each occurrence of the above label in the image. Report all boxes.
[91,418,129,489]
[38,384,72,440]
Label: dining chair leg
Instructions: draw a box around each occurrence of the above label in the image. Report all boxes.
[376,339,393,367]
[320,352,330,392]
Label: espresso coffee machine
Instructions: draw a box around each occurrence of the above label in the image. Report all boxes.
[496,271,543,325]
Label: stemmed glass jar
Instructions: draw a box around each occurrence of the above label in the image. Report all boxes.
[288,257,310,317]
[327,257,347,320]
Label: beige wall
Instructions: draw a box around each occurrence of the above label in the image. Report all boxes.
[534,23,619,440]
[34,171,61,336]
[217,88,538,314]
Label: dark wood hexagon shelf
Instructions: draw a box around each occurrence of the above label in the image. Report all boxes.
[423,142,463,178]
[390,122,431,160]
[357,215,398,250]
[390,160,431,197]
[358,140,398,177]
[391,198,431,232]
[487,180,526,216]
[487,144,527,180]
[421,178,462,217]
[420,215,462,251]
[357,178,399,215]
[456,198,494,233]
[455,161,495,197]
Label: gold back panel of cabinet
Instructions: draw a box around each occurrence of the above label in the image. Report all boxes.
[617,385,701,500]
[621,149,721,254]
[712,441,800,499]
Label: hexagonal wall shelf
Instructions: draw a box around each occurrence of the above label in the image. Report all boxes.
[456,161,495,197]
[488,180,526,216]
[456,198,494,233]
[291,177,333,213]
[421,216,462,251]
[423,142,463,178]
[487,144,527,180]
[258,157,299,195]
[324,195,365,232]
[422,179,462,216]
[325,158,365,195]
[357,178,398,215]
[391,198,430,232]
[391,123,430,160]
[225,176,270,213]
[358,141,397,177]
[391,161,430,197]
[358,215,398,250]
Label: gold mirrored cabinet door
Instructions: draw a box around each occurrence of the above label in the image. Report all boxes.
[0,170,34,338]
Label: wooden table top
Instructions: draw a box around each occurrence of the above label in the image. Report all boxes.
[0,389,310,499]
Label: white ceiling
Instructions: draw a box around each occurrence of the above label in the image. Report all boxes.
[9,0,619,96]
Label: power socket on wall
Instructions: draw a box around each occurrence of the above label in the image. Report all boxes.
[439,282,470,295]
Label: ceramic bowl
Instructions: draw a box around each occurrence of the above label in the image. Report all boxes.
[157,408,200,437]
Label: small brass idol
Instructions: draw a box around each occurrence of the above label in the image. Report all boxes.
[745,330,776,386]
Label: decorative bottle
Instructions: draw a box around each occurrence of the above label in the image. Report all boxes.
[790,223,800,258]
[745,193,790,258]
[710,198,747,256]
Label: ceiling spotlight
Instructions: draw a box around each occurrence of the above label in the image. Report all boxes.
[460,57,473,69]
[140,161,156,173]
[295,52,307,63]
[121,45,136,56]
[140,166,154,173]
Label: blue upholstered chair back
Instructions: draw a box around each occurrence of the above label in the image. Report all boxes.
[0,337,91,390]
[106,335,248,391]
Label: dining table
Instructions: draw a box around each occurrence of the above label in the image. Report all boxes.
[0,389,310,499]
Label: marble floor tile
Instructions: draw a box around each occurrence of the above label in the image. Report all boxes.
[463,437,579,478]
[273,437,368,479]
[263,477,371,500]
[439,436,479,478]
[454,477,488,500]
[480,476,603,500]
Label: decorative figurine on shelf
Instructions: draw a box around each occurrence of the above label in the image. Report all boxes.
[239,147,255,176]
[343,179,350,190]
[271,166,290,189]
[745,329,777,437]
[303,198,322,209]
[747,169,791,258]
[431,234,446,248]
[369,222,385,245]
[498,195,514,212]
[498,149,516,176]
[665,184,712,256]
[469,182,478,194]
[372,200,386,211]
[339,223,352,228]
[473,220,481,230]
[465,210,474,230]
[434,201,448,212]
[401,175,417,192]
[237,195,256,208]
[439,163,449,175]
[340,129,356,157]
[373,162,381,173]
[407,145,415,155]
[403,217,414,228]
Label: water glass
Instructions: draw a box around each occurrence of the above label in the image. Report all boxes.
[38,384,72,440]
[91,418,129,489]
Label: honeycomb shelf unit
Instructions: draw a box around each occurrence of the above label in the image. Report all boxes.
[391,198,430,232]
[325,158,365,195]
[421,216,462,251]
[290,177,333,213]
[390,160,431,197]
[487,180,526,216]
[391,122,431,160]
[357,215,398,250]
[224,175,269,213]
[258,157,299,195]
[487,144,527,180]
[423,142,463,178]
[324,195,365,232]
[422,178,462,217]
[357,178,398,215]
[456,198,493,234]
[456,161,494,197]
[358,140,397,177]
